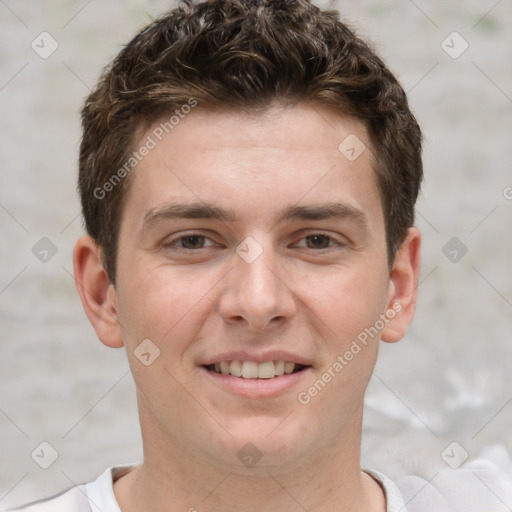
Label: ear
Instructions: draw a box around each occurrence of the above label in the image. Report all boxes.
[73,235,124,348]
[381,227,421,343]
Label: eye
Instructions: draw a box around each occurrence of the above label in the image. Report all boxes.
[303,234,331,249]
[180,235,208,249]
[164,233,216,250]
[294,233,342,250]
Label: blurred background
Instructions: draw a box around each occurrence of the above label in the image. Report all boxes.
[1,0,511,509]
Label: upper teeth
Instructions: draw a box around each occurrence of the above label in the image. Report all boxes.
[211,360,300,379]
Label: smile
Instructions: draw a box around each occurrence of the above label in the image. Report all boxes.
[205,360,308,379]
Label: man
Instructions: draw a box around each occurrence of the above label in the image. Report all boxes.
[8,1,511,511]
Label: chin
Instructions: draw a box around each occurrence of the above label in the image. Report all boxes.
[199,417,314,473]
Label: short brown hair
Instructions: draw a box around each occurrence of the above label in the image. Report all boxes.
[79,0,423,284]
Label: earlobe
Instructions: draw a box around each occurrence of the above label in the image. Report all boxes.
[381,227,421,343]
[73,235,124,348]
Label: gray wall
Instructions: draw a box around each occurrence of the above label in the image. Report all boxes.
[1,0,511,508]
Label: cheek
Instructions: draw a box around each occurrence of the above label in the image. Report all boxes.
[317,265,389,343]
[116,264,215,349]
[115,268,217,405]
[299,272,386,419]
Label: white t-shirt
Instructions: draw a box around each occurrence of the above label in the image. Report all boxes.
[6,459,512,512]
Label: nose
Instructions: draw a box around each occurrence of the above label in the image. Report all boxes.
[218,238,297,333]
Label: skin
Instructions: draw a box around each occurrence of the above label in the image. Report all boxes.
[74,104,421,512]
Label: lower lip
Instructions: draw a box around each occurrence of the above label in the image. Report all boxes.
[199,367,312,398]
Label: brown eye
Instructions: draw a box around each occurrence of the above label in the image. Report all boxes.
[162,232,218,253]
[304,234,331,249]
[179,235,207,249]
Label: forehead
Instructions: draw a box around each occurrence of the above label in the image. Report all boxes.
[121,104,383,232]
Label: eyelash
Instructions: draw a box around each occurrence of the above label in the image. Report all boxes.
[162,232,345,252]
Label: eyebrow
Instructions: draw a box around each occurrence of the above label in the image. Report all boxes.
[141,201,369,231]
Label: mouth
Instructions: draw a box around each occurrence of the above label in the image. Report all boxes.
[203,360,309,379]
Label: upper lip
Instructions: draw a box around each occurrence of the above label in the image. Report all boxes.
[200,350,312,367]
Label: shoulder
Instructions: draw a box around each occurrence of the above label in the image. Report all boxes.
[370,444,512,512]
[398,446,512,512]
[3,465,137,512]
[4,485,90,512]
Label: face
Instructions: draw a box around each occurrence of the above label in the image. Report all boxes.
[93,105,414,472]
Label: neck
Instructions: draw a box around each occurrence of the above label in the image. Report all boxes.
[114,404,386,512]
